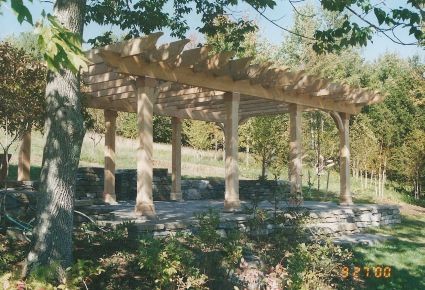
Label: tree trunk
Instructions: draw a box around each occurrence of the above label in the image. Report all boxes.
[25,0,86,278]
[245,144,249,165]
[326,170,330,192]
[382,156,387,198]
[261,154,266,179]
[365,170,368,189]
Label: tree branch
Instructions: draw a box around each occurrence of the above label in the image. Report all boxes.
[247,4,315,42]
[346,7,418,46]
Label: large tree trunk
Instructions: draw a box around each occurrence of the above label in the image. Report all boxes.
[25,0,86,278]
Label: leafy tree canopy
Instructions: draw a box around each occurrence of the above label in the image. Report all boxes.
[0,41,46,151]
[1,0,423,71]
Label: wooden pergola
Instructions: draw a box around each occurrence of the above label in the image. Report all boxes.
[17,32,383,216]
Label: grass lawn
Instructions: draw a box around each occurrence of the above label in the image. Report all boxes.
[349,212,425,290]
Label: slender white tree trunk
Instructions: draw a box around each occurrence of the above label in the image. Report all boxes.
[25,0,86,278]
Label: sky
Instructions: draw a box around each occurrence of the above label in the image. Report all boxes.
[0,0,423,62]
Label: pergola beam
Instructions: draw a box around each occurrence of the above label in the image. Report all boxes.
[98,50,362,114]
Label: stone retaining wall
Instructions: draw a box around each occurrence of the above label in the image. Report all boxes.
[76,167,281,200]
[91,202,401,238]
[148,205,401,238]
[305,204,401,236]
[76,167,171,200]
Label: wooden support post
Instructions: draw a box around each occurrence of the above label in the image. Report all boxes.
[104,110,118,204]
[135,77,158,216]
[17,130,31,181]
[339,113,352,205]
[329,111,353,205]
[224,92,240,211]
[289,103,302,196]
[171,117,182,201]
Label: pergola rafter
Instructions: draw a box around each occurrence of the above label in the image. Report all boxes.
[59,32,386,215]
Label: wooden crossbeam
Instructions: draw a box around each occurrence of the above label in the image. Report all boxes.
[172,46,211,68]
[120,32,163,57]
[240,107,289,117]
[240,102,288,111]
[213,57,253,77]
[85,95,225,122]
[234,62,272,81]
[98,50,363,114]
[255,68,306,88]
[83,71,126,85]
[159,93,226,106]
[90,85,135,98]
[239,99,277,106]
[82,78,130,93]
[158,87,210,99]
[193,51,235,73]
[177,100,224,110]
[142,39,190,63]
[85,32,163,64]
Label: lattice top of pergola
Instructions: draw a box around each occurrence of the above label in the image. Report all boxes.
[82,32,383,122]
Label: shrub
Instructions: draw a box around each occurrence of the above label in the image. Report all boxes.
[138,235,208,289]
[286,240,354,290]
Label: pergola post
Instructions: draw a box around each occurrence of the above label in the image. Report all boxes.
[135,77,158,217]
[224,92,240,211]
[329,111,353,205]
[17,130,31,181]
[338,113,352,205]
[171,117,182,201]
[104,110,118,204]
[289,103,302,196]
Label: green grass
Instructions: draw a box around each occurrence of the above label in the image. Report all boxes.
[3,131,259,179]
[350,214,425,290]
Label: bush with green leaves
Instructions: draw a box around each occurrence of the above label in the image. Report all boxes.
[286,240,354,290]
[138,235,208,290]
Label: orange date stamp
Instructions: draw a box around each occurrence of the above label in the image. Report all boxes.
[341,266,392,279]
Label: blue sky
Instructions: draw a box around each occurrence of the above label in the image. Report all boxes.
[0,0,423,62]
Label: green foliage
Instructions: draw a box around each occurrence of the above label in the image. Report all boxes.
[350,114,379,167]
[315,0,424,52]
[0,41,46,159]
[206,15,259,56]
[6,0,33,25]
[183,120,223,151]
[4,32,43,60]
[35,14,89,73]
[286,240,353,290]
[242,115,289,179]
[138,236,208,289]
[0,234,28,275]
[85,0,275,50]
[117,113,172,143]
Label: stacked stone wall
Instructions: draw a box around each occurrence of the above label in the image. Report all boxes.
[75,167,281,200]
